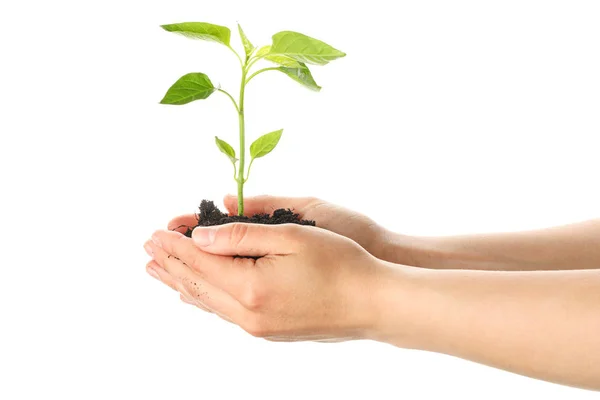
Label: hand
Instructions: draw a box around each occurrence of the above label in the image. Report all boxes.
[169,195,412,264]
[144,222,387,342]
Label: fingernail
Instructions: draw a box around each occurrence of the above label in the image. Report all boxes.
[144,242,154,257]
[147,266,160,280]
[192,227,216,246]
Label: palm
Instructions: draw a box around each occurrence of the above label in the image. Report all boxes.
[167,195,385,258]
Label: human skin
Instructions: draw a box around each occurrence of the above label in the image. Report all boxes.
[213,195,600,272]
[144,195,600,390]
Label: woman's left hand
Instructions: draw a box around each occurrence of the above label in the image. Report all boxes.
[144,223,386,342]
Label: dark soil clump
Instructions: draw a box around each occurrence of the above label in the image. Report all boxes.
[177,200,316,238]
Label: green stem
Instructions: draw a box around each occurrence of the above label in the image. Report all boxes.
[218,89,239,113]
[244,158,254,183]
[246,54,266,72]
[228,46,244,68]
[237,66,248,216]
[246,67,280,85]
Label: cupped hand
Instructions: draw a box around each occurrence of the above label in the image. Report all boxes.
[144,222,388,342]
[169,195,402,263]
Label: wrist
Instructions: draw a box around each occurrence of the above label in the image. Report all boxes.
[376,231,482,270]
[373,230,435,268]
[361,260,435,349]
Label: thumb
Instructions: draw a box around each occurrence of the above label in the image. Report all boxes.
[223,194,316,216]
[192,223,299,257]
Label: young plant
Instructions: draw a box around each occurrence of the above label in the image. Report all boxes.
[160,22,345,216]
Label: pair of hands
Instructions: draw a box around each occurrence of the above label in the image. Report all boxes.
[144,195,403,342]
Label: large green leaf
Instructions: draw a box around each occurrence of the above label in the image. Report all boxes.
[215,136,238,163]
[250,129,283,159]
[265,54,303,68]
[161,22,231,46]
[269,31,345,66]
[277,64,321,91]
[160,73,216,105]
[237,23,254,59]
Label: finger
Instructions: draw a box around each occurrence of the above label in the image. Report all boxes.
[150,230,250,297]
[223,194,319,216]
[192,223,301,257]
[148,259,196,300]
[148,251,238,321]
[145,240,244,320]
[180,295,236,324]
[146,260,178,292]
[180,293,195,305]
[167,214,198,234]
[179,293,213,313]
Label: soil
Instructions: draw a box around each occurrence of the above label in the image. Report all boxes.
[176,200,316,238]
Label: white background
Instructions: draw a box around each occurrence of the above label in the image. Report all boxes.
[1,0,599,398]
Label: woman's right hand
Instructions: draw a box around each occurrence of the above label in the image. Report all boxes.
[168,194,413,265]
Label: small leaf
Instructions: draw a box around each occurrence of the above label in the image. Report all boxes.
[215,136,238,163]
[161,22,231,46]
[237,23,254,59]
[270,31,345,66]
[250,129,283,159]
[254,45,271,58]
[160,73,216,105]
[265,54,303,68]
[276,64,321,91]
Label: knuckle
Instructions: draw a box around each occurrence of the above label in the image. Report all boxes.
[173,234,203,271]
[189,249,205,274]
[283,223,302,236]
[306,196,323,205]
[306,197,327,211]
[280,223,304,242]
[228,223,250,248]
[172,232,188,254]
[240,279,267,311]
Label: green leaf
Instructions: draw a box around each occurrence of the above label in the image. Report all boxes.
[250,129,283,159]
[237,23,254,59]
[254,45,271,58]
[276,64,321,91]
[161,22,231,46]
[215,136,238,163]
[160,73,216,105]
[270,31,345,66]
[265,54,303,68]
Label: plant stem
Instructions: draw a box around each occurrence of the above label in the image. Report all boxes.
[246,54,266,71]
[217,89,239,113]
[244,158,254,183]
[228,46,244,68]
[245,67,280,85]
[237,66,249,216]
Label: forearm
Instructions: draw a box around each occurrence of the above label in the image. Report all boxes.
[371,264,600,390]
[379,219,600,271]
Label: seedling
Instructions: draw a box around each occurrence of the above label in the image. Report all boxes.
[160,22,345,216]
